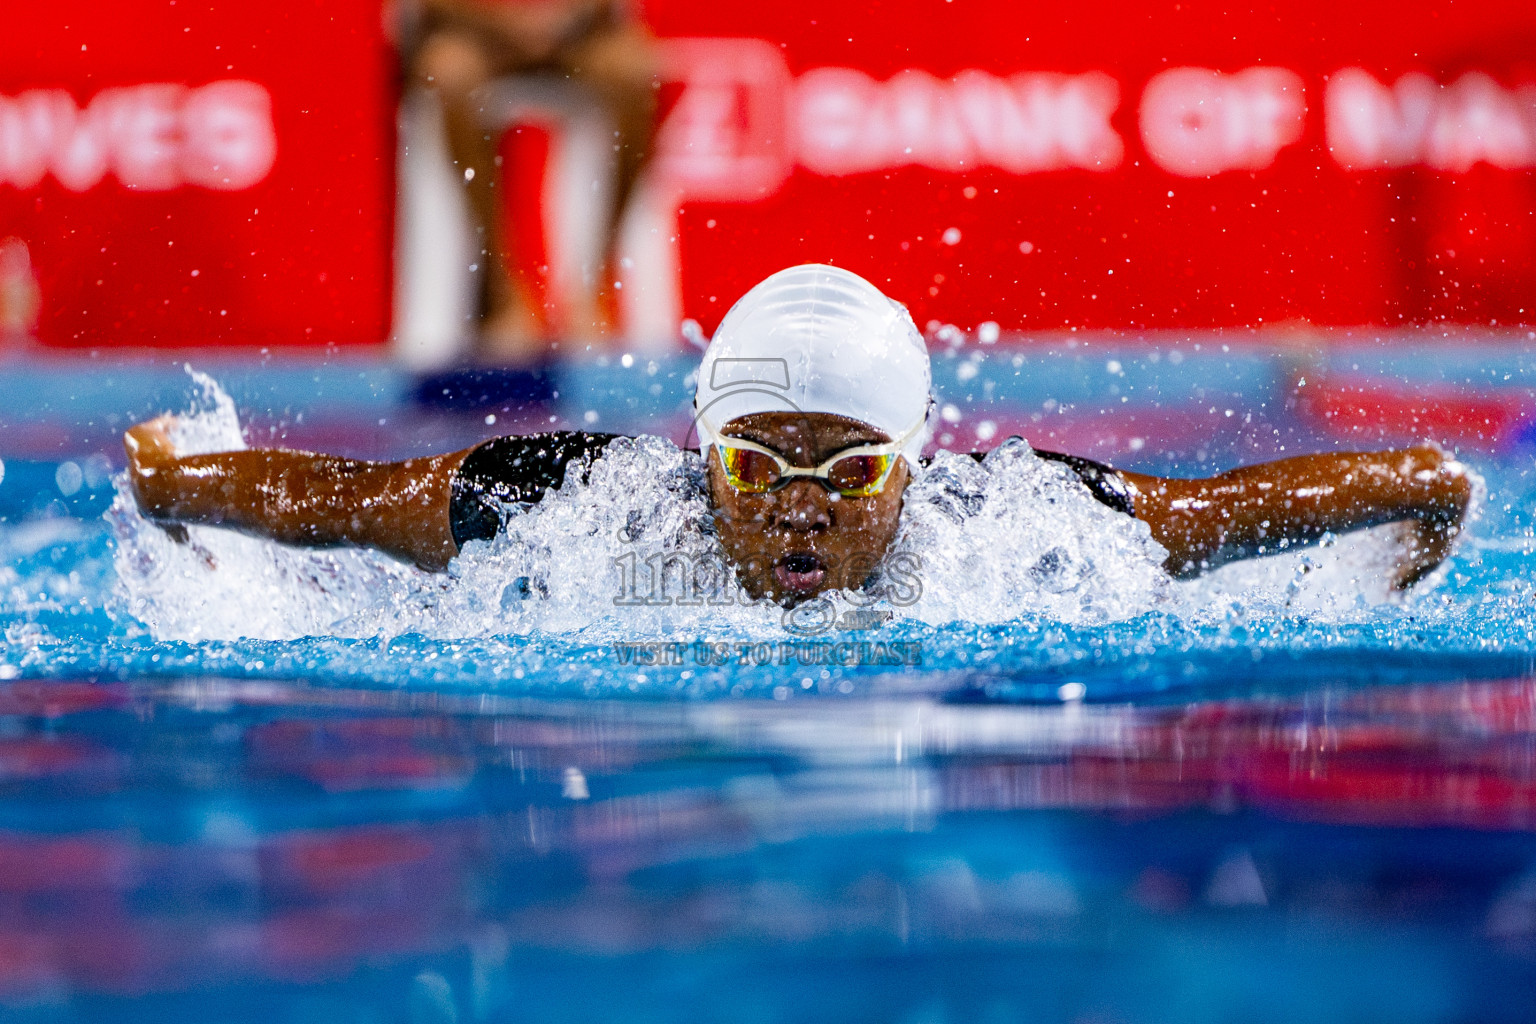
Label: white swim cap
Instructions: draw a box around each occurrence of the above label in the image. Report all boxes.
[693,264,932,466]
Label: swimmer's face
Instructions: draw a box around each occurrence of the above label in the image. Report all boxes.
[705,411,911,604]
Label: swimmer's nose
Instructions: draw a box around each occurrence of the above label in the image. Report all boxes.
[773,479,832,532]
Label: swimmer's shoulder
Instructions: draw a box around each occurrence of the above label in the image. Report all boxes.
[949,439,1135,518]
[456,431,634,498]
[465,430,624,469]
[449,431,628,545]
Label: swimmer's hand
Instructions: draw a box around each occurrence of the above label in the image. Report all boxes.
[1385,445,1472,591]
[123,415,182,516]
[124,414,178,459]
[1391,518,1461,591]
[124,415,199,545]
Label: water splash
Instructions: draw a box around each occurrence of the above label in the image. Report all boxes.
[167,367,246,455]
[894,442,1172,625]
[111,373,768,641]
[108,373,1468,644]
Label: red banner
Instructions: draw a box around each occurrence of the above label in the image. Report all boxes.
[0,1,395,350]
[648,0,1536,334]
[2,0,1535,350]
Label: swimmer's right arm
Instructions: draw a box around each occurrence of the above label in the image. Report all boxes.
[123,416,472,571]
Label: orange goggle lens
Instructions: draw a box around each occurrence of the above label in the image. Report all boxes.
[719,446,897,497]
[720,446,781,493]
[825,453,894,496]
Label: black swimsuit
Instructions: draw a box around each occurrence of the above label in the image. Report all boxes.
[448,432,1135,547]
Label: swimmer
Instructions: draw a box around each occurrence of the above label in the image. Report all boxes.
[123,265,1473,603]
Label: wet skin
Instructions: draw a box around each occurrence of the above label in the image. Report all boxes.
[704,412,911,604]
[125,416,469,571]
[126,415,1471,598]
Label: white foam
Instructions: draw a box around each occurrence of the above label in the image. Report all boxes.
[892,443,1172,625]
[109,373,1468,642]
[168,367,247,455]
[111,373,767,641]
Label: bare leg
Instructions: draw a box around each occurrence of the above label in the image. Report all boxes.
[414,30,548,362]
[562,26,660,342]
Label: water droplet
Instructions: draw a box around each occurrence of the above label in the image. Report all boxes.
[55,461,83,497]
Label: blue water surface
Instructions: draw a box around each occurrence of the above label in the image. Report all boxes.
[2,340,1536,1021]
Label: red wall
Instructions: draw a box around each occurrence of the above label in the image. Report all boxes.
[0,2,395,350]
[649,0,1536,334]
[2,0,1535,350]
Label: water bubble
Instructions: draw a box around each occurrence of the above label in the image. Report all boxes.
[681,320,708,351]
[934,324,965,348]
[82,454,113,489]
[55,462,83,497]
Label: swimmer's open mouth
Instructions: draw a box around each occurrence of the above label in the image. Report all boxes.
[774,553,826,593]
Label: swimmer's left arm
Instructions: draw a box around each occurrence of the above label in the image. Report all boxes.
[1117,444,1474,589]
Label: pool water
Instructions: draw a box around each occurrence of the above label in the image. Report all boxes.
[4,338,1536,1020]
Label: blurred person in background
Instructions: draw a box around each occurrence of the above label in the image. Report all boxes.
[407,0,660,362]
[0,238,41,343]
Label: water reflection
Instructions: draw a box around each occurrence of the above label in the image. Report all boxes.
[1,677,1536,1020]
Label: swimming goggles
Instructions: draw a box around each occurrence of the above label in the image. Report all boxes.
[705,416,925,498]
